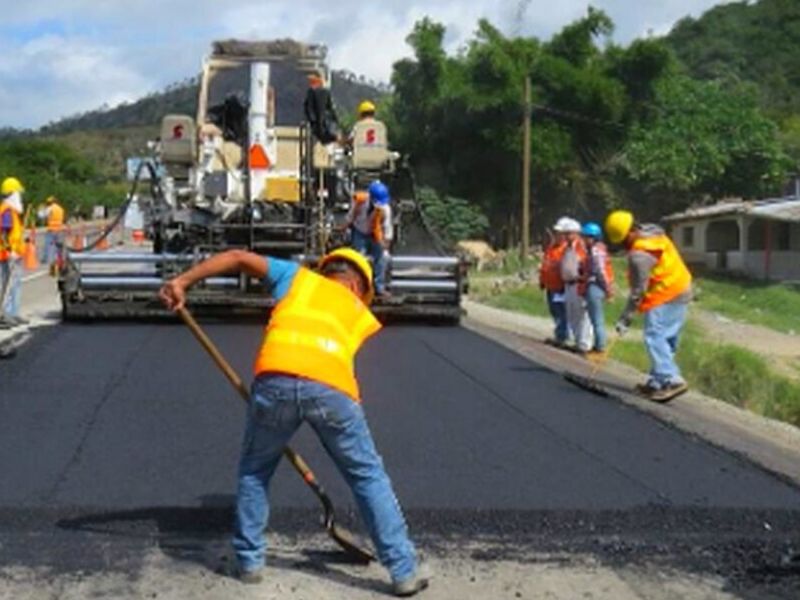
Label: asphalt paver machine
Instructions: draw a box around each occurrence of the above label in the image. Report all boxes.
[59,40,465,323]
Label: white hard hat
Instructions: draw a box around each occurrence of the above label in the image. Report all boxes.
[554,217,581,233]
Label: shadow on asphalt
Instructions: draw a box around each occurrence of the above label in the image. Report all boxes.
[54,496,388,595]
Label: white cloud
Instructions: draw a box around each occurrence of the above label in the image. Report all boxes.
[0,34,152,128]
[0,0,730,128]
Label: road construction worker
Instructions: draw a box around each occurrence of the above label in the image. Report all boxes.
[580,222,614,357]
[0,177,27,328]
[344,181,392,297]
[39,196,65,267]
[158,248,426,596]
[558,217,591,354]
[303,71,341,145]
[539,223,568,347]
[349,100,391,170]
[605,210,693,402]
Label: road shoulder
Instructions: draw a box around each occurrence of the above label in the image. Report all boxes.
[463,298,800,488]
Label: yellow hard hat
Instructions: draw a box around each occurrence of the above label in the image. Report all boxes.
[1,177,24,196]
[357,100,376,116]
[604,210,634,244]
[319,247,374,304]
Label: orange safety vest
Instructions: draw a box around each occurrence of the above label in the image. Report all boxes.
[0,204,24,261]
[47,203,65,232]
[630,234,692,312]
[581,242,615,297]
[371,205,387,242]
[539,240,566,292]
[253,267,382,402]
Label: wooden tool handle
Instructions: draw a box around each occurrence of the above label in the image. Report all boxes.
[177,307,251,402]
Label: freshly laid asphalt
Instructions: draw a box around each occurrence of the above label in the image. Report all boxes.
[1,322,799,595]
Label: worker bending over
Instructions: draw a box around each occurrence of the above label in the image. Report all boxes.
[159,248,427,596]
[580,222,614,357]
[605,210,693,403]
[0,177,27,328]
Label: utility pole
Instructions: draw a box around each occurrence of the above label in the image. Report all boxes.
[521,75,531,262]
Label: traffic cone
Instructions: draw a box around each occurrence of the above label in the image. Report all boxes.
[96,232,110,250]
[70,226,84,251]
[23,231,39,271]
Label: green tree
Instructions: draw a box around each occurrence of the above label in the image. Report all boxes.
[623,76,790,207]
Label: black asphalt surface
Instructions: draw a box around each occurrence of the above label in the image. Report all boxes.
[1,322,800,596]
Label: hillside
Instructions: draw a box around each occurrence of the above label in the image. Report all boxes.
[666,0,800,117]
[38,70,384,137]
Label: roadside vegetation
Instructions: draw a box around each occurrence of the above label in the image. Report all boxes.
[469,258,800,428]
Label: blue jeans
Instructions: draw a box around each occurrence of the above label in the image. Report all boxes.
[643,300,689,388]
[234,374,417,582]
[546,290,568,342]
[585,283,607,351]
[43,231,64,264]
[351,229,387,293]
[0,259,22,318]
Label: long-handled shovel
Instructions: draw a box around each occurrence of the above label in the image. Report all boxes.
[177,306,375,563]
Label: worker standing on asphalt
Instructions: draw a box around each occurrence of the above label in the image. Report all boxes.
[159,247,427,596]
[539,221,568,347]
[580,222,614,357]
[0,177,27,328]
[40,196,65,270]
[605,210,693,402]
[559,218,591,355]
[344,181,392,298]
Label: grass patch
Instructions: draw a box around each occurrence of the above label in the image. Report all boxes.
[693,274,800,333]
[678,321,800,426]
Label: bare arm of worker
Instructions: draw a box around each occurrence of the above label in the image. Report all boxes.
[159,249,267,311]
[618,250,657,324]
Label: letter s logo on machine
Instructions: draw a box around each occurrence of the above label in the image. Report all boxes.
[365,129,376,145]
[173,125,184,139]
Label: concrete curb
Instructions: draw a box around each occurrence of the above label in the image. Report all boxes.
[462,298,800,488]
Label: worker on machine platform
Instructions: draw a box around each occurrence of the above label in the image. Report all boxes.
[605,210,693,403]
[159,247,428,596]
[350,100,390,170]
[303,71,341,145]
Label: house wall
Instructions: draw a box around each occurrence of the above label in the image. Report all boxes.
[669,217,800,281]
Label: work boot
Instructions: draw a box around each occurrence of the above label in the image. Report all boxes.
[634,382,660,396]
[10,316,29,326]
[0,316,14,329]
[649,382,689,404]
[586,349,607,361]
[235,566,264,585]
[392,572,429,597]
[392,558,432,597]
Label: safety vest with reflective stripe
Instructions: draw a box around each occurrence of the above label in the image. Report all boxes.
[253,267,382,402]
[47,203,65,232]
[0,204,24,261]
[631,233,692,312]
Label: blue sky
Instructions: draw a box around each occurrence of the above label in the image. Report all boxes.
[0,1,729,129]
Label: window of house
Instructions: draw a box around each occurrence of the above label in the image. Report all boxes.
[705,220,740,252]
[681,225,695,248]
